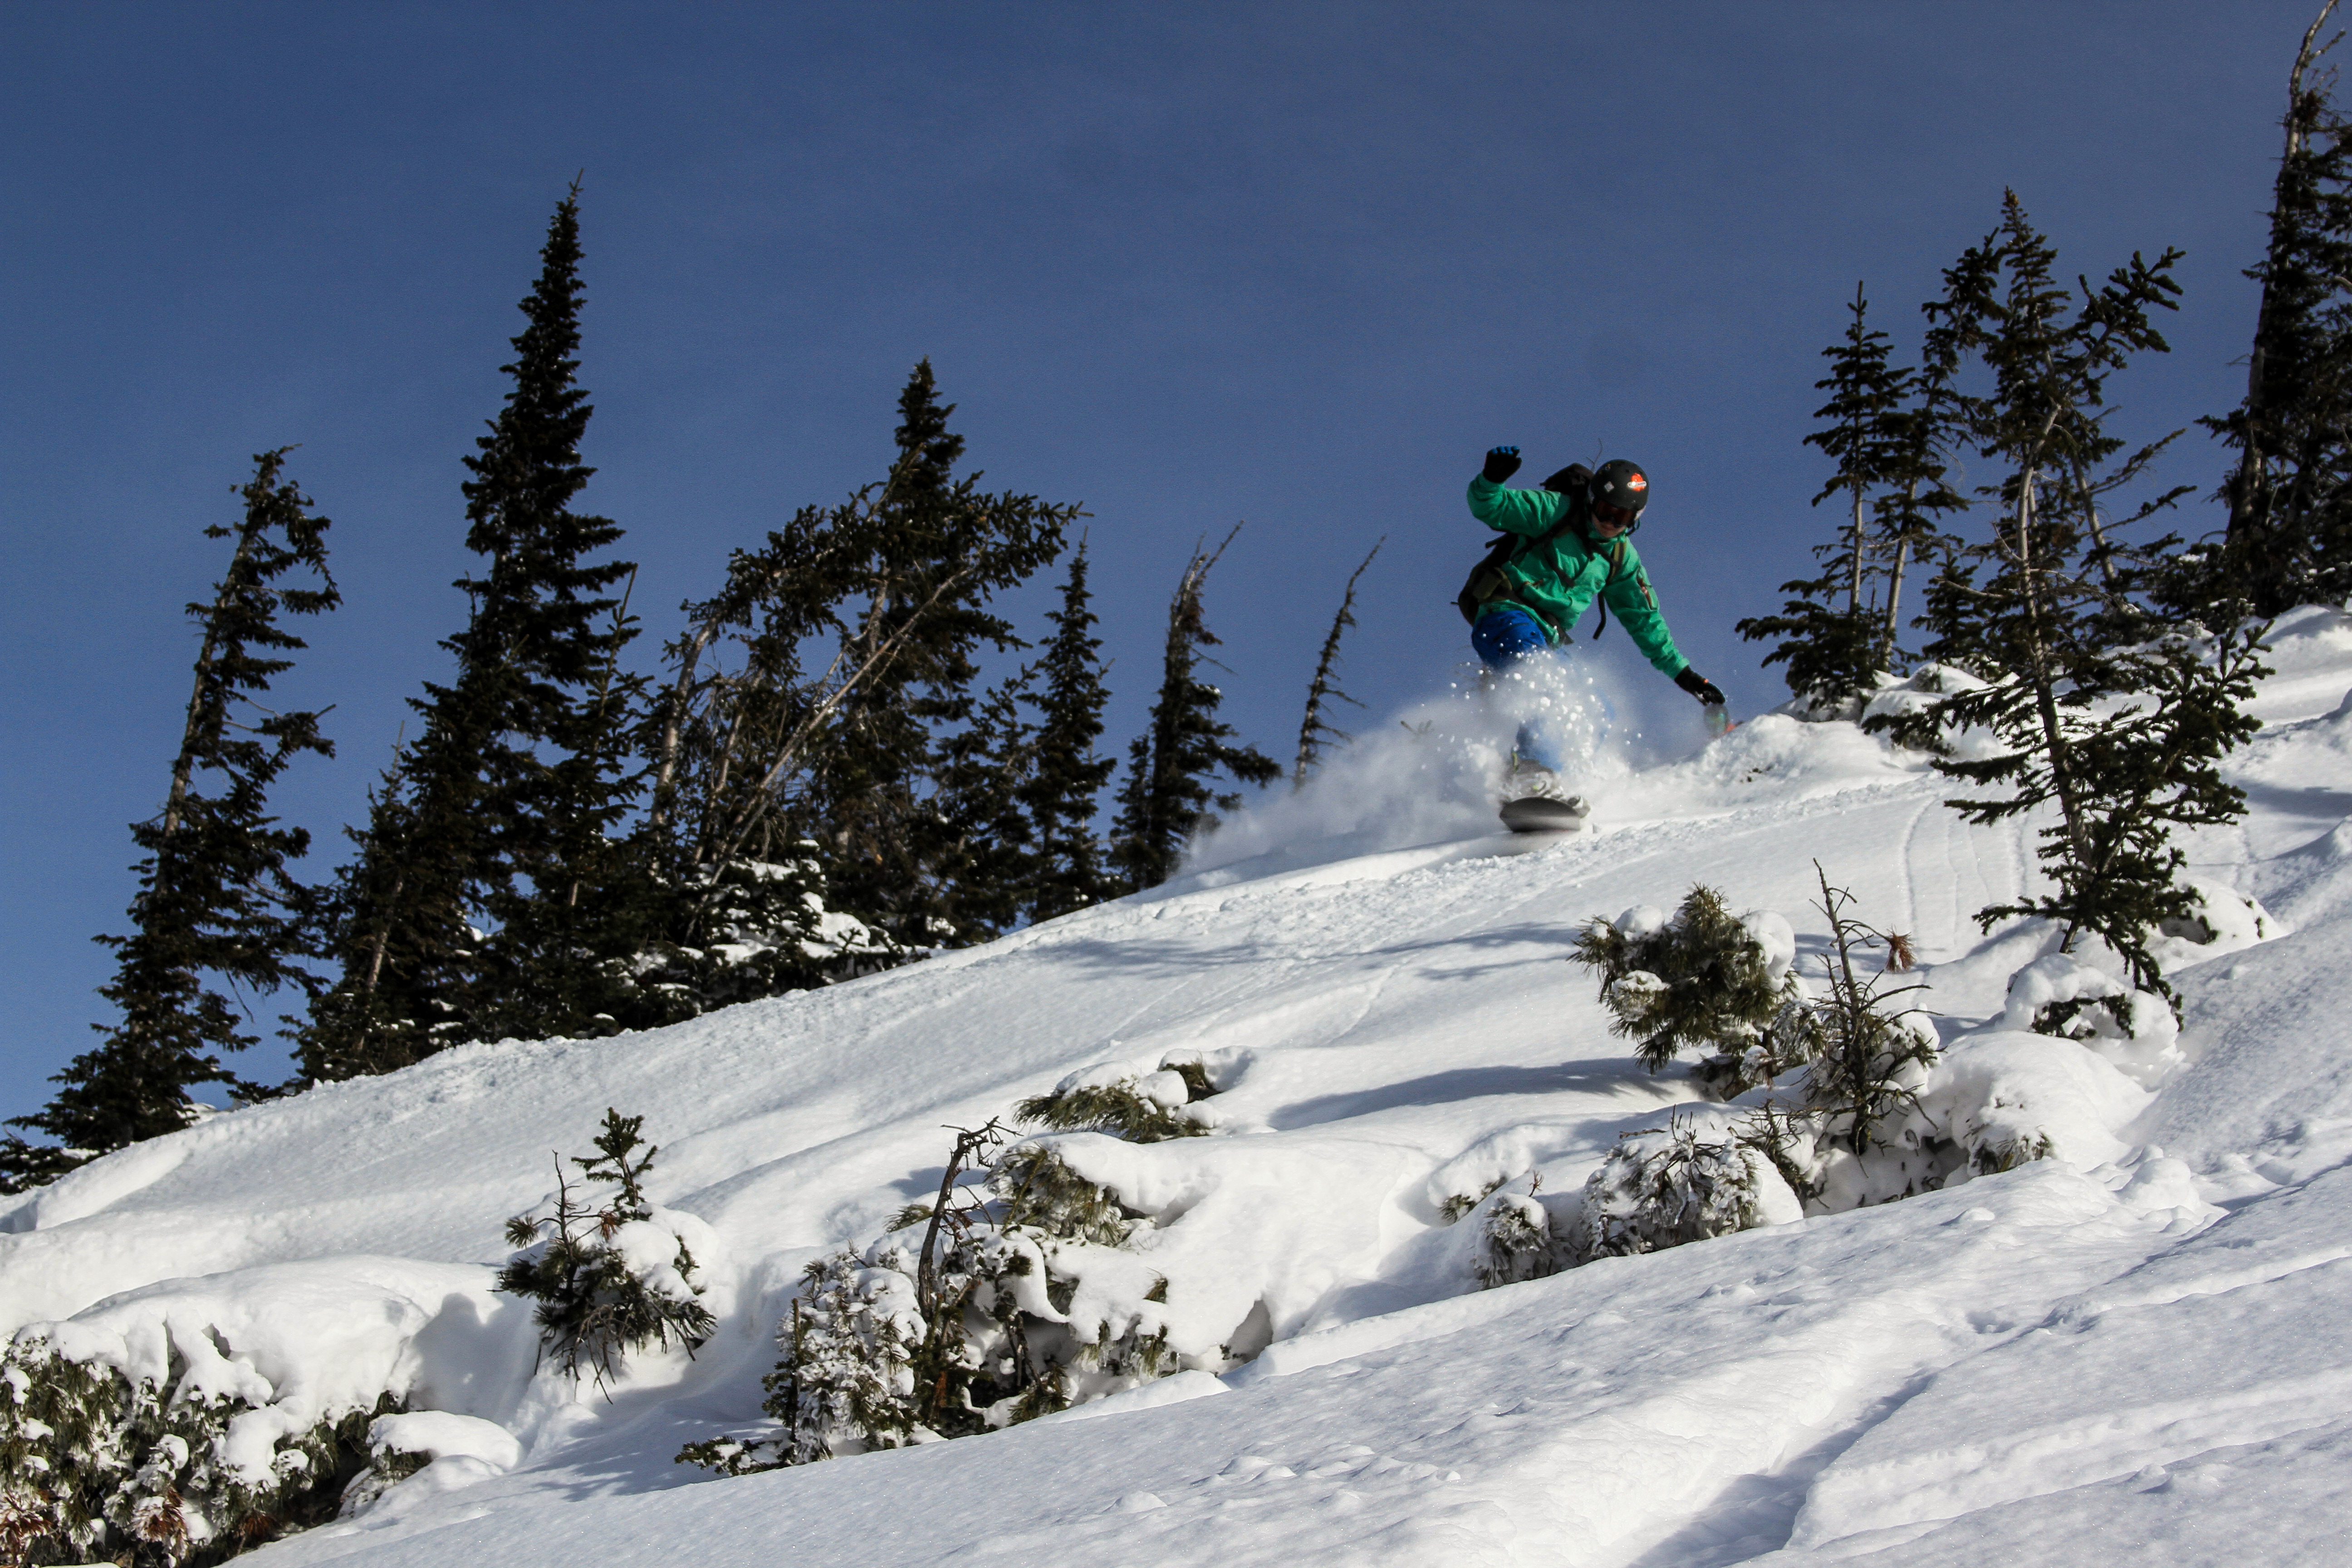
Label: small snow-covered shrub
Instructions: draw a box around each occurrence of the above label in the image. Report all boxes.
[681,1085,1225,1475]
[1432,1172,1569,1290]
[1436,1174,1507,1224]
[1470,1183,1558,1288]
[1568,1114,1801,1262]
[332,1411,520,1520]
[1015,1054,1222,1142]
[1986,880,2277,1090]
[1910,1031,2147,1180]
[2148,876,2280,961]
[1572,887,1802,1073]
[989,1139,1142,1245]
[1997,951,2178,1088]
[496,1109,715,1389]
[0,1333,409,1567]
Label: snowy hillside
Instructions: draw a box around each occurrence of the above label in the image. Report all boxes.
[9,610,2352,1567]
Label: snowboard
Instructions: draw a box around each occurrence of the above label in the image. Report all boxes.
[1499,794,1591,834]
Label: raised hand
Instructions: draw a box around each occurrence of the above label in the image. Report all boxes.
[1482,446,1522,483]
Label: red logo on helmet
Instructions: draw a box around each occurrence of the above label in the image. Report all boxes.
[1626,473,1647,492]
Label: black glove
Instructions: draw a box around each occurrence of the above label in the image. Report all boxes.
[1675,668,1726,706]
[1482,446,1522,483]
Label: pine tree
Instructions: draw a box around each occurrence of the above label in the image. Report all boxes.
[1738,286,1955,714]
[1570,887,1798,1074]
[924,671,1040,939]
[1294,539,1382,788]
[496,1108,715,1387]
[2190,1,2352,618]
[1018,540,1117,921]
[1868,340,1970,670]
[301,184,641,1078]
[1109,530,1280,890]
[4,451,337,1191]
[783,362,1077,947]
[632,363,1078,988]
[1908,194,2252,1006]
[643,503,847,876]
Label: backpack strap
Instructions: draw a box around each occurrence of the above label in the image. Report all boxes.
[1457,505,1587,628]
[1590,539,1629,641]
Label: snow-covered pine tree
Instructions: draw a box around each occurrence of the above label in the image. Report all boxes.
[1015,1057,1219,1142]
[300,184,643,1078]
[1571,1113,1790,1262]
[1910,193,2262,1007]
[1294,538,1382,788]
[1738,284,1916,715]
[1569,886,1801,1076]
[1018,539,1117,922]
[496,1108,715,1388]
[2184,0,2352,619]
[1109,529,1280,890]
[3,451,337,1192]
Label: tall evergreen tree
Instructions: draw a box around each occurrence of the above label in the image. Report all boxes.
[642,503,847,876]
[1294,539,1382,789]
[1019,540,1117,921]
[1903,193,2243,1006]
[621,505,898,1018]
[1738,285,1927,714]
[1868,318,1970,669]
[779,361,1074,946]
[2191,0,2352,618]
[301,184,641,1078]
[631,363,1078,997]
[925,671,1041,938]
[5,451,337,1191]
[1110,530,1280,890]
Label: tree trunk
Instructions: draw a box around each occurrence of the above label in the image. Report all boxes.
[162,526,257,840]
[2013,466,2092,882]
[1846,481,1867,618]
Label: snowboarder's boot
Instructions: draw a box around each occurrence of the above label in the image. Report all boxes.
[1498,758,1589,834]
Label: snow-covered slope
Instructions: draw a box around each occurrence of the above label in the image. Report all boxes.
[10,607,2352,1567]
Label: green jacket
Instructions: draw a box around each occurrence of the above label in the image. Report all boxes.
[1465,474,1690,676]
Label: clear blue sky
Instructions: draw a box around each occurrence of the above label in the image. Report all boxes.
[0,1,2326,1121]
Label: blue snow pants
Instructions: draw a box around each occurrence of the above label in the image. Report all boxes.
[1471,607,1564,772]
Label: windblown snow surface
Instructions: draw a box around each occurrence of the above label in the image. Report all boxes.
[12,610,2352,1566]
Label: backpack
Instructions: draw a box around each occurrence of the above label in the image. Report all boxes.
[1456,464,1624,634]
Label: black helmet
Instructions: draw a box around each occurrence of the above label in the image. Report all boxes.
[1591,459,1649,519]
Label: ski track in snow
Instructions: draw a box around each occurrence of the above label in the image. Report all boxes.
[9,627,2352,1567]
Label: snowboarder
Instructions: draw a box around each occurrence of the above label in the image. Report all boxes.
[1463,446,1725,824]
